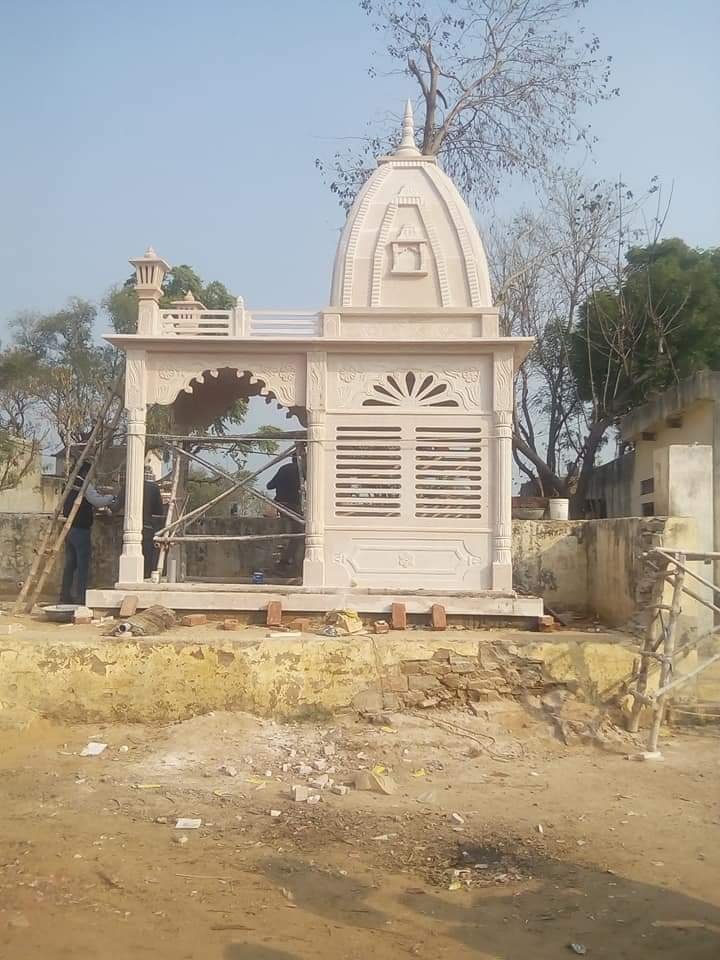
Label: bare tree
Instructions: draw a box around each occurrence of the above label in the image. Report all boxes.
[489,169,681,513]
[319,0,616,207]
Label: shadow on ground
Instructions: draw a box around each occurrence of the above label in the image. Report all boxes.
[255,850,720,960]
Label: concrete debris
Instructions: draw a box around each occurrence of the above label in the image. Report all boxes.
[325,608,364,635]
[451,813,465,825]
[373,620,390,634]
[309,774,330,789]
[322,743,336,757]
[312,758,328,771]
[353,772,374,791]
[297,764,313,776]
[73,606,93,624]
[331,784,350,796]
[291,785,311,803]
[270,809,282,818]
[80,742,107,757]
[306,794,321,805]
[354,771,397,795]
[0,623,24,635]
[175,818,202,829]
[219,764,238,777]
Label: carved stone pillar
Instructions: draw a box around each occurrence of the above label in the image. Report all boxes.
[303,352,327,586]
[118,406,147,584]
[493,410,513,591]
[493,352,514,592]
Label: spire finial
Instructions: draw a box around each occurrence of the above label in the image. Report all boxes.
[394,99,420,157]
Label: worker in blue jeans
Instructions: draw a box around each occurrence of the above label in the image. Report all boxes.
[60,461,116,605]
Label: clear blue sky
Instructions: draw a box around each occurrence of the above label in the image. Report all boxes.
[0,0,718,337]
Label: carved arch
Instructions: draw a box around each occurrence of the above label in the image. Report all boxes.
[144,355,305,409]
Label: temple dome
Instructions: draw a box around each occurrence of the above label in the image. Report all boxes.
[330,102,493,310]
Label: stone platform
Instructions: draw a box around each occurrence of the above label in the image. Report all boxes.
[86,582,543,618]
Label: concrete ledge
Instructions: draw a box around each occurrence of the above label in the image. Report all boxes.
[87,585,543,618]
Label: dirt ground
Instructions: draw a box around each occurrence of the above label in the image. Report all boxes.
[0,703,718,960]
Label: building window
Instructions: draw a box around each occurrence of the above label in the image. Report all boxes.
[642,502,655,516]
[640,478,654,496]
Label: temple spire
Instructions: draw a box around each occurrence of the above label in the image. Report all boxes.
[394,99,420,157]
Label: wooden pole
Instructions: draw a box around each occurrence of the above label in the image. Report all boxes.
[17,399,124,613]
[12,377,123,614]
[647,559,685,753]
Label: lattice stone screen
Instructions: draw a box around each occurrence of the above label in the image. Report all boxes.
[324,355,494,589]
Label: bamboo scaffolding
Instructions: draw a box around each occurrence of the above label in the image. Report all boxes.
[165,444,304,525]
[155,445,300,542]
[628,546,720,753]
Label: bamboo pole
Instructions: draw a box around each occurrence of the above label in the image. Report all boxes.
[159,534,305,543]
[147,431,307,443]
[153,453,183,581]
[653,548,720,596]
[650,648,720,701]
[646,559,685,753]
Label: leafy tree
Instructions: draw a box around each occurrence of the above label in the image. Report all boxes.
[572,239,720,420]
[6,300,121,455]
[319,0,615,208]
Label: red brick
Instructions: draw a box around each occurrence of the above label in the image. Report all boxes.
[119,595,138,619]
[391,603,407,630]
[537,615,556,632]
[266,601,283,627]
[180,614,207,627]
[431,604,447,631]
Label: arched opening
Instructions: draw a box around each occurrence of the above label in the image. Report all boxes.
[146,368,307,587]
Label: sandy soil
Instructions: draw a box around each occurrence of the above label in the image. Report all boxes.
[0,705,718,960]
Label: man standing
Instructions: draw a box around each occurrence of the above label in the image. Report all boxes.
[267,451,303,572]
[60,461,116,605]
[142,466,165,579]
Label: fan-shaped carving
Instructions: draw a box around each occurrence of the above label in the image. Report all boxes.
[362,372,459,408]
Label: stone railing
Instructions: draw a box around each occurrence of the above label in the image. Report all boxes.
[160,309,235,336]
[156,306,321,338]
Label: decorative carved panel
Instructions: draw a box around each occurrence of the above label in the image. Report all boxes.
[329,355,492,412]
[144,354,305,408]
